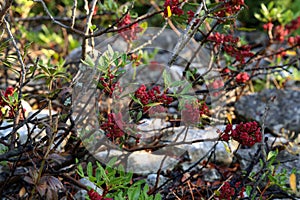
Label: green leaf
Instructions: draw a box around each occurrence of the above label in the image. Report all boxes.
[107,44,114,57]
[162,70,172,88]
[267,150,278,161]
[246,185,252,197]
[179,84,192,95]
[136,111,143,121]
[170,80,186,88]
[90,24,97,30]
[118,164,125,176]
[154,193,162,200]
[261,4,270,16]
[267,1,274,10]
[142,184,149,197]
[139,21,148,34]
[77,164,85,177]
[128,184,141,200]
[87,162,94,179]
[145,102,162,107]
[268,174,277,183]
[96,162,109,182]
[13,91,19,102]
[107,157,118,168]
[129,93,143,106]
[81,55,95,67]
[227,65,237,71]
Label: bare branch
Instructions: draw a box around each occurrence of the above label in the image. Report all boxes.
[4,18,27,149]
[71,0,77,29]
[0,0,13,25]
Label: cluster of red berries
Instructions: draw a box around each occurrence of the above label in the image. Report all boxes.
[209,79,224,97]
[100,112,125,141]
[87,189,112,200]
[0,86,18,120]
[286,16,300,32]
[117,14,142,41]
[181,101,209,125]
[99,74,122,98]
[263,16,300,44]
[208,32,254,64]
[220,121,262,147]
[187,10,201,25]
[164,0,184,17]
[217,181,245,200]
[235,72,250,83]
[134,84,173,113]
[148,105,168,116]
[214,0,245,19]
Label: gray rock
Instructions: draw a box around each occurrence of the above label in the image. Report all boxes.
[146,174,168,188]
[202,168,221,182]
[94,125,238,175]
[162,126,238,168]
[235,89,300,137]
[94,149,179,175]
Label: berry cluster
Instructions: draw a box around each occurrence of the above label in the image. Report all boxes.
[148,105,168,116]
[100,112,125,141]
[214,0,245,19]
[87,189,112,200]
[0,86,19,120]
[99,74,122,98]
[263,16,300,44]
[117,14,142,41]
[209,79,224,97]
[208,33,254,64]
[220,122,262,147]
[134,84,173,113]
[235,72,250,83]
[285,16,300,32]
[164,0,184,18]
[181,101,209,125]
[217,181,245,200]
[288,36,300,46]
[285,17,300,46]
[187,10,200,24]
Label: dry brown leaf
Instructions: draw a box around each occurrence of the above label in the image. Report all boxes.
[290,173,297,193]
[19,187,26,198]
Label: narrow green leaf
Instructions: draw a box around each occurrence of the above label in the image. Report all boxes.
[107,44,114,57]
[246,185,252,197]
[136,111,143,121]
[261,4,269,16]
[145,102,162,107]
[77,164,85,177]
[87,162,94,179]
[267,150,278,161]
[163,70,171,88]
[107,157,118,168]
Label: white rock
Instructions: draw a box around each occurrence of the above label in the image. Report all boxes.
[0,109,56,144]
[95,149,178,175]
[163,126,238,167]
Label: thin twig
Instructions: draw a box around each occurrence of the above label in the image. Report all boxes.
[0,0,13,25]
[71,0,77,29]
[130,20,168,53]
[81,0,97,60]
[4,18,27,149]
[168,2,205,67]
[33,0,85,35]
